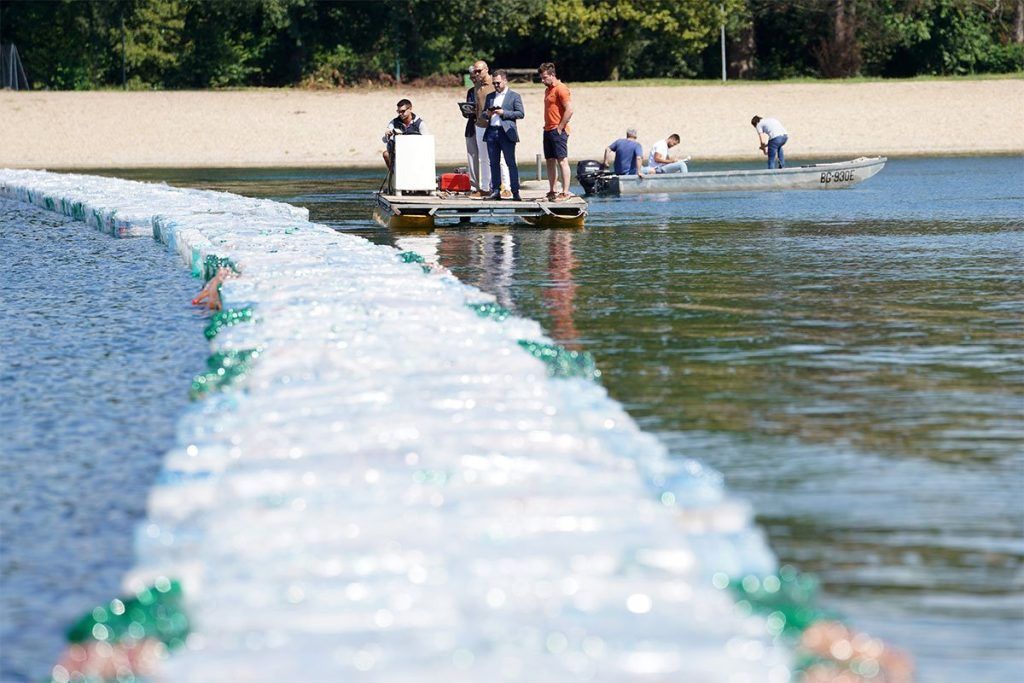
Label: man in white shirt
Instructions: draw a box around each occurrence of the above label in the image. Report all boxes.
[751,115,789,169]
[645,134,688,174]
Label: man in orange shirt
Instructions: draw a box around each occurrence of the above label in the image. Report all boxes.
[538,62,574,201]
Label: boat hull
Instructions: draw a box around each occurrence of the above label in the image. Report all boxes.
[373,206,435,231]
[521,212,586,229]
[589,157,887,196]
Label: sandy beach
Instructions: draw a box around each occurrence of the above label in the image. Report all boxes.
[1,79,1021,169]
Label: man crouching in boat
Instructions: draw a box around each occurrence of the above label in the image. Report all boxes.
[382,98,429,169]
[751,115,788,169]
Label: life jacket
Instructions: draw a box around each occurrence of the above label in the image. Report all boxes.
[391,115,423,135]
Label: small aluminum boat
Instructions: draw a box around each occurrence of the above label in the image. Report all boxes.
[578,156,887,197]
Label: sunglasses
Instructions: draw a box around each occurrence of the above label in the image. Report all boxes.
[470,68,482,74]
[397,108,410,114]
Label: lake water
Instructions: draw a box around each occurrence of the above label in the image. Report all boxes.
[0,200,208,681]
[2,156,1022,682]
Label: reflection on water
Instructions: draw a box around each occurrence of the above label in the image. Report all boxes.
[545,231,581,349]
[400,229,583,348]
[102,157,1024,683]
[389,220,1024,462]
[434,231,518,310]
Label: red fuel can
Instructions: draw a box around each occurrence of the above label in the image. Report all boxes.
[439,173,471,192]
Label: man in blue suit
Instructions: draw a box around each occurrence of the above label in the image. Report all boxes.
[481,70,524,201]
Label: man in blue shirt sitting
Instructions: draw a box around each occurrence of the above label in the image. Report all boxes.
[603,127,644,177]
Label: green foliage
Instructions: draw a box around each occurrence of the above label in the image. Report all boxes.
[176,1,267,87]
[983,42,1024,72]
[384,0,544,78]
[0,0,1019,89]
[304,44,364,86]
[743,0,830,79]
[121,0,187,86]
[538,0,742,80]
[860,0,1024,76]
[2,0,115,89]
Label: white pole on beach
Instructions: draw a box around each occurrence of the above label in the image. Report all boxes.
[536,153,543,180]
[720,4,727,83]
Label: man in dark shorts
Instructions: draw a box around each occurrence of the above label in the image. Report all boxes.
[538,62,574,200]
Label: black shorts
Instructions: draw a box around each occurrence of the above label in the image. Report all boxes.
[543,129,569,160]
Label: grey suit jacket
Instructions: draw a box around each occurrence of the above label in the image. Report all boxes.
[483,89,524,143]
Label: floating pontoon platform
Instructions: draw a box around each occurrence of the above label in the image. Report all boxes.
[374,188,588,231]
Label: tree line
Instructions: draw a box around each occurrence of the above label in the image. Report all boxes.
[1,0,1021,90]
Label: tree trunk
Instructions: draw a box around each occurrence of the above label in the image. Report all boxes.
[1014,0,1023,43]
[729,19,756,78]
[834,0,860,75]
[606,22,622,81]
[816,0,861,77]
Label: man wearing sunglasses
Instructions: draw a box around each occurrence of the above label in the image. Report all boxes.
[382,98,429,170]
[463,60,510,197]
[480,70,524,201]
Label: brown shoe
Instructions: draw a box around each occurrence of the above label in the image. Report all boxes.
[500,190,512,199]
[467,191,486,199]
[545,191,558,201]
[555,192,574,202]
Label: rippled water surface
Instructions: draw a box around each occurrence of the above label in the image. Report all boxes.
[3,156,1023,682]
[0,200,208,681]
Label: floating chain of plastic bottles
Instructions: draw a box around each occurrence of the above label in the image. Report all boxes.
[203,307,254,340]
[65,578,189,650]
[59,197,87,222]
[189,348,262,400]
[398,250,425,263]
[398,250,432,273]
[720,566,913,680]
[467,301,512,322]
[199,254,238,282]
[5,181,158,237]
[48,578,190,683]
[466,302,600,379]
[516,339,601,380]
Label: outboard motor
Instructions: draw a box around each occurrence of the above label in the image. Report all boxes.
[576,159,608,196]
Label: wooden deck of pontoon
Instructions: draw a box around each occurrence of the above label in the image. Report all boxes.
[375,187,588,230]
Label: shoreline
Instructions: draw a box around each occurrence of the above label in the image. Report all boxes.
[38,149,1024,173]
[2,80,1022,169]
